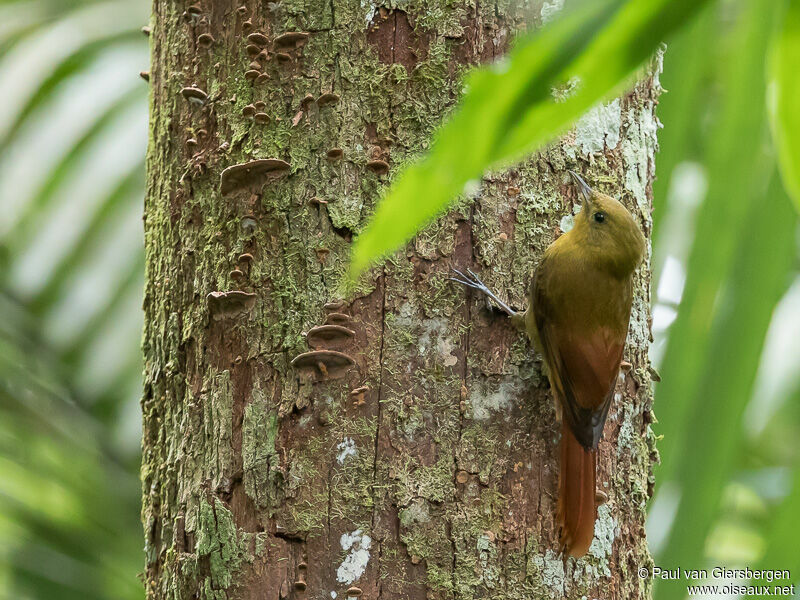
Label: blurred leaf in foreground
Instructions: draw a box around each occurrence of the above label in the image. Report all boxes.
[348,0,710,278]
[0,294,142,600]
[768,0,800,211]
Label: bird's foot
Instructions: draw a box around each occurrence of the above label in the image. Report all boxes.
[449,268,517,317]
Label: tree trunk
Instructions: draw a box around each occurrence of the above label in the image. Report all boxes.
[141,2,661,599]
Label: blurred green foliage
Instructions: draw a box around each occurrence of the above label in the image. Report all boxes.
[0,0,147,597]
[0,1,798,599]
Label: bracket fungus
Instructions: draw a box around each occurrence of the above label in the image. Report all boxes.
[324,312,352,326]
[220,158,290,195]
[346,587,363,598]
[316,92,340,107]
[366,159,389,176]
[326,148,343,160]
[181,86,207,105]
[247,32,268,46]
[291,350,355,380]
[324,300,345,311]
[274,31,309,49]
[141,25,151,36]
[206,291,257,320]
[245,44,260,57]
[185,4,201,20]
[198,33,215,47]
[306,325,354,349]
[254,112,270,124]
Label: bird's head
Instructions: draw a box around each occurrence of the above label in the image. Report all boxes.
[568,170,646,278]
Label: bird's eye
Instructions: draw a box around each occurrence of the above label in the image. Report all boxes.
[593,212,605,223]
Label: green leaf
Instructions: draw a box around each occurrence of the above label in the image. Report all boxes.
[745,389,800,599]
[0,32,143,155]
[655,174,797,600]
[653,0,782,493]
[650,3,715,250]
[29,163,144,315]
[769,0,800,211]
[349,0,711,279]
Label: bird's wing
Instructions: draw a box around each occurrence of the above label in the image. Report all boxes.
[533,264,625,450]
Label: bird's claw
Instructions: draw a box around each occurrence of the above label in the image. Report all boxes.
[449,267,517,317]
[448,268,490,293]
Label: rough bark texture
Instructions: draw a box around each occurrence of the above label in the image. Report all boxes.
[141,1,661,599]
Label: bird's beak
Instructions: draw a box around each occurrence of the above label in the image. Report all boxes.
[568,170,593,208]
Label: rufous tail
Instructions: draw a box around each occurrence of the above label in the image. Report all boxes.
[557,421,596,557]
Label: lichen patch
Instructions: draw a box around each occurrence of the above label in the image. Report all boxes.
[468,377,520,421]
[336,529,372,584]
[573,99,622,155]
[336,437,358,464]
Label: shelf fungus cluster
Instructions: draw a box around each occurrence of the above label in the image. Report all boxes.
[291,302,356,382]
[238,12,310,84]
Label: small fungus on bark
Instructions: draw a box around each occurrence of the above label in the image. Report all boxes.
[366,159,389,176]
[317,92,340,107]
[306,325,355,348]
[220,159,290,195]
[324,312,352,325]
[206,291,257,320]
[274,31,309,49]
[181,86,207,105]
[291,350,355,380]
[247,32,268,46]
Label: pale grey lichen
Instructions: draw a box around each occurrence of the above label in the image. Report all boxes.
[418,317,458,367]
[336,529,372,584]
[336,437,357,464]
[587,503,617,578]
[530,549,566,598]
[399,497,431,526]
[468,377,520,421]
[573,99,622,155]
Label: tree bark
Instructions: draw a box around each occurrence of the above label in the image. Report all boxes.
[141,2,661,599]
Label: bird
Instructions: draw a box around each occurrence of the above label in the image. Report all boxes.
[451,170,645,557]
